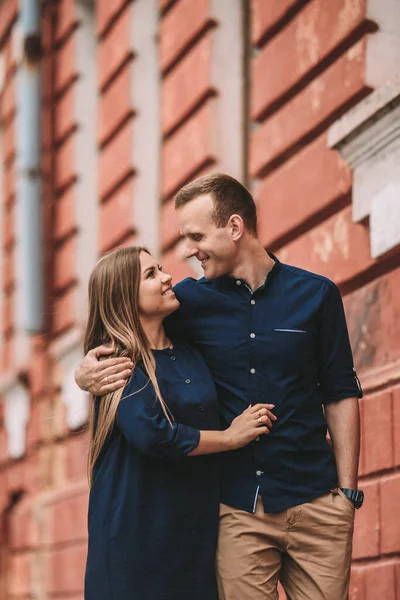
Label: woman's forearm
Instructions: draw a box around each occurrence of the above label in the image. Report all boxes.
[187,402,276,456]
[187,430,233,456]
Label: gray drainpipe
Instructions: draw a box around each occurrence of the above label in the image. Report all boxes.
[15,0,43,333]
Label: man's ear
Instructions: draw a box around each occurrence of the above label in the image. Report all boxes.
[229,214,244,241]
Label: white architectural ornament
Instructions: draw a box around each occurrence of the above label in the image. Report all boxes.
[131,0,161,256]
[60,345,89,430]
[12,23,30,367]
[52,328,89,430]
[2,379,30,459]
[364,0,400,89]
[328,77,400,258]
[210,0,246,182]
[74,0,98,323]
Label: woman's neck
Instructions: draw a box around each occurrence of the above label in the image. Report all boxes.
[140,319,172,350]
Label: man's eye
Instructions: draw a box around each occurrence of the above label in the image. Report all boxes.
[193,235,203,242]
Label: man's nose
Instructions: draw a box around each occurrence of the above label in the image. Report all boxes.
[185,243,197,259]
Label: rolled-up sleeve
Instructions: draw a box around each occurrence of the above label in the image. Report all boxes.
[116,368,200,463]
[318,281,363,404]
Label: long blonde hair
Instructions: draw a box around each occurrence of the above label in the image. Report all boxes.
[84,246,173,487]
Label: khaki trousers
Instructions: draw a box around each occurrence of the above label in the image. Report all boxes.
[217,489,355,600]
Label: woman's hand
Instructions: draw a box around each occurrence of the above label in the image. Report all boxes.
[224,404,277,450]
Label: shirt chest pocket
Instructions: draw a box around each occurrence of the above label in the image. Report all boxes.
[269,328,317,375]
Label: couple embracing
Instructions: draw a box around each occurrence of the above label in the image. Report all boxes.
[76,173,363,600]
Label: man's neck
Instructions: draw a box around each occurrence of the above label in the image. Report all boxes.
[230,240,275,292]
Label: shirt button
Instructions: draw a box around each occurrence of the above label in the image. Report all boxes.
[236,280,241,286]
[256,470,263,476]
[250,333,255,339]
[255,436,260,442]
[170,356,176,361]
[250,368,256,374]
[185,379,191,384]
[250,299,255,305]
[199,405,204,412]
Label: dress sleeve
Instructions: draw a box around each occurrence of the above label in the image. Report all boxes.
[116,367,200,463]
[318,281,363,405]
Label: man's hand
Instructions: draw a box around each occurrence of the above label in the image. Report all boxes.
[75,345,133,396]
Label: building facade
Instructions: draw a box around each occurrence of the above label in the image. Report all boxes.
[0,0,399,597]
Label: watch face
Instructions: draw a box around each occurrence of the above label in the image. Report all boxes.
[340,488,364,508]
[355,490,364,508]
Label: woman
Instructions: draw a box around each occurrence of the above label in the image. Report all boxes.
[84,246,276,600]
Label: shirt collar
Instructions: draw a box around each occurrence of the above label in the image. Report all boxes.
[217,252,281,292]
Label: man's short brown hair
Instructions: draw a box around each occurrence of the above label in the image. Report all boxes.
[174,173,257,235]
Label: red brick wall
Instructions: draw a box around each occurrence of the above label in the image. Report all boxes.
[160,0,218,278]
[249,2,400,598]
[0,1,17,375]
[0,0,398,598]
[97,2,136,253]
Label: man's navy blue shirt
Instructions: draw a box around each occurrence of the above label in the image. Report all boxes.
[166,254,363,513]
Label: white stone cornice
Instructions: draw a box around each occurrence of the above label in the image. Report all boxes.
[131,0,161,257]
[50,328,88,431]
[210,0,246,182]
[0,374,30,459]
[328,77,400,167]
[74,0,98,323]
[365,0,400,88]
[328,78,400,259]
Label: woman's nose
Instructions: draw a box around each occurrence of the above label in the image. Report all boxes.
[161,272,172,283]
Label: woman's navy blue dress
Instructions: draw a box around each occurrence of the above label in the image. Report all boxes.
[84,341,220,600]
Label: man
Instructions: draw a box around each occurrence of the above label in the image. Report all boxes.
[76,173,363,599]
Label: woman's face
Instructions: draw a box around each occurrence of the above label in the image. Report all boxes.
[138,251,180,319]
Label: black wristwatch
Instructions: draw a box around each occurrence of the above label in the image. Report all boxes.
[340,488,364,509]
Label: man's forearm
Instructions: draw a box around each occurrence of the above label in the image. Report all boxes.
[325,396,360,489]
[74,346,133,395]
